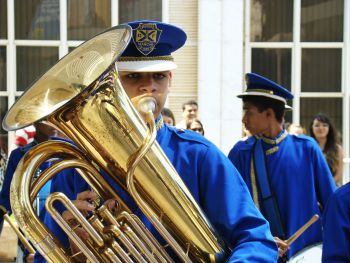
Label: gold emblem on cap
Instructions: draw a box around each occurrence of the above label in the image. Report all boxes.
[133,23,162,56]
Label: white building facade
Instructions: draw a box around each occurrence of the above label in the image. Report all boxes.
[0,0,349,182]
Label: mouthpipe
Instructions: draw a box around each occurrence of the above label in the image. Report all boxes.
[137,97,156,114]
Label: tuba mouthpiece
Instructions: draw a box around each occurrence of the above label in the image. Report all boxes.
[137,97,157,114]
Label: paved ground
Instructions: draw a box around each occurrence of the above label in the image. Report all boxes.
[0,221,18,263]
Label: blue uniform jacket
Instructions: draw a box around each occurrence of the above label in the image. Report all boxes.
[0,141,39,214]
[35,124,278,262]
[322,182,350,262]
[0,140,50,260]
[228,132,336,259]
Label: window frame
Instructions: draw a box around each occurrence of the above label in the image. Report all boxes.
[1,0,169,151]
[245,0,350,182]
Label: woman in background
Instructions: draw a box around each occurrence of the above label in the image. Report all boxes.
[309,113,343,186]
[162,107,176,126]
[186,118,204,136]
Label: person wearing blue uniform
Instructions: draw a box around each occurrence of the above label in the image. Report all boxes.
[322,182,350,262]
[34,21,278,262]
[0,122,62,263]
[228,73,336,261]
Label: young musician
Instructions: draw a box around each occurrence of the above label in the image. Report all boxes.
[228,73,336,261]
[322,182,350,262]
[34,21,278,262]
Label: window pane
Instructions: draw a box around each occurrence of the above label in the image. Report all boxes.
[119,0,162,23]
[250,0,293,42]
[68,0,111,40]
[15,0,59,40]
[300,98,342,136]
[0,0,7,38]
[17,46,58,91]
[251,48,292,90]
[0,97,8,154]
[284,102,293,124]
[0,47,5,91]
[301,49,341,92]
[301,0,344,42]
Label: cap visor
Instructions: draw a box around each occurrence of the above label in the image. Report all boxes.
[117,60,177,72]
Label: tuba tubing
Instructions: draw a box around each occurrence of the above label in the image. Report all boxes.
[4,25,227,262]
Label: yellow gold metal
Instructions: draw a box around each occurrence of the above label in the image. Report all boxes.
[118,55,174,61]
[3,23,225,262]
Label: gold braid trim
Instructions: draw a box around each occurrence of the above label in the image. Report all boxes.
[246,88,274,95]
[266,146,279,156]
[250,157,260,210]
[156,116,164,131]
[258,130,288,145]
[118,55,174,62]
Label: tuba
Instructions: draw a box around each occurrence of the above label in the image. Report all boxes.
[3,25,227,262]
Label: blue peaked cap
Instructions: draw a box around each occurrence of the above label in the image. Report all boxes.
[117,20,187,72]
[238,73,294,104]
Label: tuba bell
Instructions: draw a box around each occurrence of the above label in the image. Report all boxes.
[3,25,227,262]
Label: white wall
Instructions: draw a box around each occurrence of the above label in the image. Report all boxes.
[198,0,244,154]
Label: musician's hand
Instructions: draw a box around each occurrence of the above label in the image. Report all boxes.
[62,190,97,262]
[25,253,34,263]
[62,191,119,261]
[104,199,119,216]
[274,236,289,258]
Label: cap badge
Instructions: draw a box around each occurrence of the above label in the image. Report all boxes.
[132,23,162,56]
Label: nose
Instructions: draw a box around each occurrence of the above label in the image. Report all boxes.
[140,75,156,93]
[242,113,247,124]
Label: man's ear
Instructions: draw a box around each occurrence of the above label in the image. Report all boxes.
[265,108,275,119]
[169,71,173,86]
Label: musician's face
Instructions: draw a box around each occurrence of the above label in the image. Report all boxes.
[119,71,172,118]
[242,102,269,136]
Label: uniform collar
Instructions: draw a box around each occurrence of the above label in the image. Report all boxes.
[256,129,288,145]
[155,115,164,131]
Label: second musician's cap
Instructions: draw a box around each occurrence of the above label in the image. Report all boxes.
[238,73,293,108]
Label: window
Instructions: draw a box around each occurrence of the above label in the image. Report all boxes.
[248,0,349,181]
[250,0,293,42]
[0,47,5,91]
[67,0,111,40]
[15,0,60,40]
[0,0,7,39]
[118,0,162,24]
[301,48,342,92]
[301,0,344,42]
[0,97,7,134]
[251,48,292,90]
[1,0,166,156]
[17,47,58,91]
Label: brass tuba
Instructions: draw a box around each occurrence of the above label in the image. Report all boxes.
[3,25,227,262]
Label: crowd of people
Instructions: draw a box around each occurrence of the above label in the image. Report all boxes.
[0,19,348,263]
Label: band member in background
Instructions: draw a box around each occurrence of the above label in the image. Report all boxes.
[35,21,278,262]
[0,122,62,263]
[322,182,350,262]
[176,100,199,129]
[228,73,336,261]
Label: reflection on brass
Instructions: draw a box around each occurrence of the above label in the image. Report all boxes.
[3,25,226,262]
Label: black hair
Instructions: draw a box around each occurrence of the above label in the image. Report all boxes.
[182,100,198,111]
[161,107,176,125]
[309,113,340,176]
[242,96,285,123]
[186,118,205,135]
